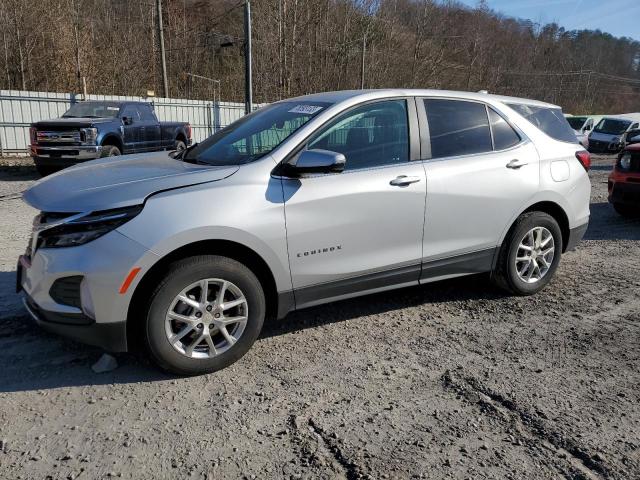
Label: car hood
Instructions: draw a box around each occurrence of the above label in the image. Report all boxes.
[23,152,239,213]
[32,117,117,128]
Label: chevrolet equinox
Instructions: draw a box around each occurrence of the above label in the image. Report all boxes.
[18,90,591,375]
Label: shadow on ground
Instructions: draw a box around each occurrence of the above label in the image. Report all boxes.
[0,272,503,393]
[584,202,640,241]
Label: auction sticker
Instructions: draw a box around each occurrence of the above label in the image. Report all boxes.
[289,105,324,115]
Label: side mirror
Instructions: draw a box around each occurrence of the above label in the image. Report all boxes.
[280,149,346,177]
[122,116,133,126]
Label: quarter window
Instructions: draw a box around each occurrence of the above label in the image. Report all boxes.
[488,108,521,150]
[423,99,492,159]
[307,100,409,171]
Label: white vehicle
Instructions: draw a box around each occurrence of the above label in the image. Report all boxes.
[588,113,640,153]
[565,115,603,149]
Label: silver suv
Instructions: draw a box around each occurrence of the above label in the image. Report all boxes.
[18,90,591,375]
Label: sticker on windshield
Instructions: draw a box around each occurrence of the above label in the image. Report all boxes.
[107,107,119,111]
[289,105,323,115]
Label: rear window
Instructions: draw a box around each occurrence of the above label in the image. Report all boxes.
[507,103,577,144]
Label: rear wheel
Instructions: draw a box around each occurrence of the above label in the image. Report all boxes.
[174,139,187,151]
[100,144,121,157]
[613,203,639,218]
[145,255,265,375]
[493,212,562,295]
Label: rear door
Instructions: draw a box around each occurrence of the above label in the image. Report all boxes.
[281,98,426,308]
[138,104,161,151]
[417,98,540,280]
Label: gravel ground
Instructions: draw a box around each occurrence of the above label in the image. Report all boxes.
[0,156,638,479]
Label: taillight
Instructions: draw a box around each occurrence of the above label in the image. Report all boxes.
[186,123,192,140]
[575,150,590,171]
[29,127,37,144]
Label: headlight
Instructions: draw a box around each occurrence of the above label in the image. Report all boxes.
[80,127,98,145]
[620,152,632,170]
[38,205,143,248]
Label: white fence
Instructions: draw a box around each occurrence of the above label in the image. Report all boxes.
[0,89,254,155]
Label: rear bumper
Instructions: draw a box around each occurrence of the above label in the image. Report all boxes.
[23,295,127,351]
[30,144,102,166]
[565,222,588,252]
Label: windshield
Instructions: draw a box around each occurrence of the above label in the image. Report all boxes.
[62,102,121,118]
[185,101,331,165]
[566,117,587,130]
[594,118,631,135]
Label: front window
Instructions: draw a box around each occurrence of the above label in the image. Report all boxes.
[186,101,331,166]
[593,119,631,135]
[62,102,121,118]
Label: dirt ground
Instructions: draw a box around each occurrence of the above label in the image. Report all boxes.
[0,156,638,480]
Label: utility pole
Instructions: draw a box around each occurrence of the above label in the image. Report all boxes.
[360,33,367,90]
[156,0,169,98]
[244,0,253,114]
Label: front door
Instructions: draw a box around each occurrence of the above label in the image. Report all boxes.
[120,105,143,153]
[417,98,540,280]
[281,99,427,308]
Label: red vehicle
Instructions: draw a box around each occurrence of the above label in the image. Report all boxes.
[608,143,640,217]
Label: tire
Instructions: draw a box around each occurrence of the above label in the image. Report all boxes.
[493,212,562,295]
[35,165,58,176]
[174,139,187,151]
[100,144,121,157]
[613,203,639,218]
[145,255,265,375]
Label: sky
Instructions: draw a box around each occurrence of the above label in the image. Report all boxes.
[456,0,640,41]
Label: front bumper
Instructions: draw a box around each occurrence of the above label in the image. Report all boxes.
[23,295,127,351]
[30,144,102,166]
[588,139,622,154]
[609,181,640,206]
[17,230,156,352]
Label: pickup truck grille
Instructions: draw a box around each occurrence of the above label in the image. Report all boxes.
[35,130,81,145]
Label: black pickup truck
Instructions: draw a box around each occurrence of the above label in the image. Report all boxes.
[29,101,192,175]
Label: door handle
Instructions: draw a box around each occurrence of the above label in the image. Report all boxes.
[390,175,421,187]
[506,159,528,169]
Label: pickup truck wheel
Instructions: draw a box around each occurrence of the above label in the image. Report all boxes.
[493,212,562,295]
[100,145,121,157]
[145,255,265,376]
[174,139,186,151]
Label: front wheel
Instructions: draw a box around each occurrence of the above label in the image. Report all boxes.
[100,144,121,157]
[493,212,562,295]
[145,255,265,375]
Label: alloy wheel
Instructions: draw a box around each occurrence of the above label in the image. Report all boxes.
[164,278,248,359]
[514,226,555,284]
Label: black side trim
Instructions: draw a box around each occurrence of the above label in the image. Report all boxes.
[276,290,295,320]
[564,222,589,252]
[420,248,497,282]
[294,263,421,309]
